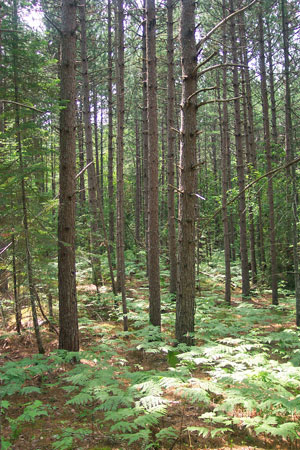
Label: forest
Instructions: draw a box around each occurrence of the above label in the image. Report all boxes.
[1,0,300,448]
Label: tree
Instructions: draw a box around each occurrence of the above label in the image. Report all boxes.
[146,0,161,328]
[166,0,177,297]
[58,0,79,352]
[115,0,128,331]
[176,0,197,345]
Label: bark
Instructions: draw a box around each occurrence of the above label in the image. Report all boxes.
[107,0,115,253]
[12,231,22,334]
[13,0,44,353]
[167,0,177,296]
[58,0,79,352]
[135,118,141,245]
[229,0,250,298]
[219,0,231,304]
[142,1,149,272]
[258,6,278,305]
[116,0,128,331]
[266,19,278,145]
[238,9,257,285]
[146,0,161,328]
[281,0,300,325]
[77,96,86,209]
[176,0,197,344]
[79,0,103,290]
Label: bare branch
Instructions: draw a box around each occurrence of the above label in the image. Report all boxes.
[197,95,243,108]
[0,100,45,114]
[187,86,217,103]
[197,62,246,77]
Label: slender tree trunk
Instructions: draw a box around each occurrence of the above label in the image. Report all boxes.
[167,0,177,296]
[116,0,128,331]
[135,118,141,245]
[13,0,44,353]
[219,0,231,303]
[176,0,197,344]
[229,0,250,298]
[12,231,22,334]
[77,97,86,209]
[142,1,149,273]
[281,0,300,325]
[58,0,79,352]
[238,9,257,285]
[79,0,103,290]
[258,6,278,305]
[93,86,100,189]
[107,0,115,255]
[266,19,278,145]
[146,0,161,328]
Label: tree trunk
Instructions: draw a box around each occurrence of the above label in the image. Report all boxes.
[135,118,141,245]
[167,0,177,297]
[116,0,128,331]
[107,0,115,256]
[258,6,278,305]
[13,0,44,354]
[229,0,250,298]
[58,0,79,352]
[142,1,149,274]
[175,0,197,345]
[146,0,161,328]
[79,0,103,290]
[219,0,231,304]
[281,0,300,325]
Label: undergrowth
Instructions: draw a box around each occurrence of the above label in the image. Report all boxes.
[0,256,299,449]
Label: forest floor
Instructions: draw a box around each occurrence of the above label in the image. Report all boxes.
[0,271,299,450]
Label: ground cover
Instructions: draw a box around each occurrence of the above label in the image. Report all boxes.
[1,263,300,450]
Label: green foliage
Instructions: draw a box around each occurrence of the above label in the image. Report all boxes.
[52,428,91,450]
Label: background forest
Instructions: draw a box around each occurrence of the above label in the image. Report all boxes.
[1,0,300,449]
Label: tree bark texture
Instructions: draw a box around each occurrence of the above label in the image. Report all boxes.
[229,0,250,298]
[79,0,103,289]
[258,6,278,305]
[116,0,128,330]
[167,0,177,296]
[146,0,161,327]
[58,0,79,352]
[175,0,197,345]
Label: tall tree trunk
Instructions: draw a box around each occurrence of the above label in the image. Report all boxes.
[266,19,278,145]
[13,0,44,354]
[58,0,79,352]
[142,1,149,274]
[175,0,197,344]
[116,0,128,331]
[79,0,103,290]
[229,0,250,298]
[219,0,231,304]
[167,0,177,296]
[238,8,257,285]
[77,96,86,210]
[146,0,161,328]
[135,118,141,245]
[107,0,115,255]
[281,0,300,325]
[258,6,278,305]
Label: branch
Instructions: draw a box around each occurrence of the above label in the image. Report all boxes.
[0,100,45,114]
[75,161,94,179]
[196,0,257,51]
[187,86,217,103]
[193,50,218,74]
[197,63,246,78]
[197,96,243,108]
[44,14,62,34]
